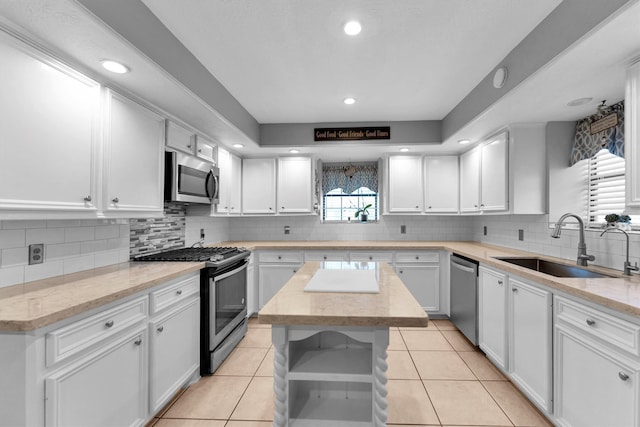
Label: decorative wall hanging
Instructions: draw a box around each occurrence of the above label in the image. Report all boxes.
[570,100,624,166]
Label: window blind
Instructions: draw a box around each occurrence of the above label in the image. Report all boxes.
[587,149,626,223]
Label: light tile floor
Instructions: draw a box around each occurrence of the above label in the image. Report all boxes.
[148,318,553,427]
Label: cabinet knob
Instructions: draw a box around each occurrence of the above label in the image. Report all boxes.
[428,206,432,209]
[497,280,503,285]
[105,320,114,328]
[619,371,629,381]
[474,204,478,208]
[112,197,119,203]
[323,256,327,260]
[84,195,92,202]
[176,289,183,295]
[369,256,373,260]
[278,256,282,260]
[198,148,202,152]
[293,269,297,273]
[157,326,164,333]
[415,205,419,209]
[187,144,192,149]
[269,207,273,210]
[415,256,419,260]
[399,270,404,274]
[134,338,142,346]
[481,203,485,207]
[282,206,285,209]
[586,318,596,326]
[512,287,518,292]
[224,206,229,209]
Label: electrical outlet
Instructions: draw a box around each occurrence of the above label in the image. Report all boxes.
[29,244,44,265]
[483,226,487,236]
[200,228,205,240]
[518,229,524,241]
[400,225,406,234]
[284,225,291,235]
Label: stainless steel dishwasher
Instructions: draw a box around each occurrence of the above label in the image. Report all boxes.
[450,253,479,345]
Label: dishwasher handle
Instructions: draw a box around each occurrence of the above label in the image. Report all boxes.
[451,260,476,274]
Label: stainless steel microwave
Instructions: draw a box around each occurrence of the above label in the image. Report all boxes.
[165,151,219,204]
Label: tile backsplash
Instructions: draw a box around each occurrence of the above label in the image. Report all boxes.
[0,219,130,288]
[129,203,186,258]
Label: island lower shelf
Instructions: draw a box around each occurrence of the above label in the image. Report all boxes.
[272,325,389,427]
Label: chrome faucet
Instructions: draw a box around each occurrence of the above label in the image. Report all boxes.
[600,227,639,275]
[551,213,595,266]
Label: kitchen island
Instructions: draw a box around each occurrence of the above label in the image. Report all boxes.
[259,261,428,426]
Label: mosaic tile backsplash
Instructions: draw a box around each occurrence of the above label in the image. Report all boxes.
[129,203,186,258]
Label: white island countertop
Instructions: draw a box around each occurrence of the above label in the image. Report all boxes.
[258,261,428,327]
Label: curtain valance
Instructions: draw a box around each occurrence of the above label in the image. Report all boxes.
[570,101,624,166]
[322,162,378,195]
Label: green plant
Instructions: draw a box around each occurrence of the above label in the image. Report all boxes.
[354,204,372,220]
[605,213,631,224]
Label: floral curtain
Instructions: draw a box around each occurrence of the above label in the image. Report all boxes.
[570,101,624,166]
[322,162,378,195]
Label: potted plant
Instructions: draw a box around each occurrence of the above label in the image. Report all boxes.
[354,204,372,222]
[605,213,632,229]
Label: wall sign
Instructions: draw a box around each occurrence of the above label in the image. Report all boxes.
[314,126,391,141]
[590,113,618,135]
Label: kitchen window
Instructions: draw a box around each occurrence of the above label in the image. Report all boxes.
[321,162,379,222]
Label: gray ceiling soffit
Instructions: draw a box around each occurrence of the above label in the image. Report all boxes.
[441,0,633,142]
[75,0,260,144]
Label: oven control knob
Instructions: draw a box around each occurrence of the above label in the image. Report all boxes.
[209,254,224,262]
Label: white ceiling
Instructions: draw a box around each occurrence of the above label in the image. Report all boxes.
[141,0,562,124]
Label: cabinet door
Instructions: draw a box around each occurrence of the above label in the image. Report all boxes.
[216,147,231,214]
[555,326,639,427]
[242,158,276,214]
[424,156,459,213]
[278,157,313,213]
[0,35,100,217]
[509,278,552,412]
[388,156,423,213]
[229,153,243,214]
[626,61,640,211]
[459,147,481,213]
[479,267,507,370]
[480,133,508,211]
[395,264,439,312]
[103,91,165,215]
[149,298,199,414]
[165,120,195,154]
[45,327,147,427]
[258,264,300,308]
[196,135,216,163]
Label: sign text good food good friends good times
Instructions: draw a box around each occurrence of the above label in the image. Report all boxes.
[314,127,391,141]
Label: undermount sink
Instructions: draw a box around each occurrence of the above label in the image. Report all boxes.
[493,257,613,279]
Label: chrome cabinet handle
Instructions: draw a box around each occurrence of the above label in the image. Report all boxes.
[619,372,629,381]
[105,320,114,328]
[586,319,596,326]
[112,197,119,203]
[497,280,503,285]
[134,338,142,346]
[84,195,92,202]
[176,289,183,295]
[157,326,164,333]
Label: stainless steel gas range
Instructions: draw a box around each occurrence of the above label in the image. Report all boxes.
[134,246,250,375]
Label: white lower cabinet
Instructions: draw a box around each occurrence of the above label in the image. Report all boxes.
[149,297,200,414]
[394,251,440,313]
[258,251,303,308]
[45,326,148,427]
[478,266,508,370]
[554,296,640,427]
[508,278,552,412]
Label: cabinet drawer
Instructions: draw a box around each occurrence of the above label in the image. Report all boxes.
[304,251,349,262]
[350,252,393,262]
[259,251,303,263]
[46,296,148,367]
[555,296,640,356]
[150,273,200,314]
[395,251,439,263]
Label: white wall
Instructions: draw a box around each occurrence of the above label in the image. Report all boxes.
[0,219,130,288]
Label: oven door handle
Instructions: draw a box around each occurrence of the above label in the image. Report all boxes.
[213,261,248,282]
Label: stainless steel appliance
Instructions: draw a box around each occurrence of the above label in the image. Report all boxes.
[165,150,219,205]
[450,253,479,345]
[133,246,250,375]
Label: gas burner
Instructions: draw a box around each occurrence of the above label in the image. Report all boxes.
[133,246,249,267]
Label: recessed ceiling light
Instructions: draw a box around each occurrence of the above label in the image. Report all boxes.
[101,60,129,74]
[232,144,244,148]
[343,97,356,105]
[567,97,593,107]
[289,149,300,154]
[344,21,362,36]
[400,148,409,152]
[458,139,471,145]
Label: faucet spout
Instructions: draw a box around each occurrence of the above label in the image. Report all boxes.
[600,227,639,275]
[552,213,595,267]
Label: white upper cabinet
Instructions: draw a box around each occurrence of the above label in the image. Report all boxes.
[195,135,216,164]
[508,124,546,214]
[165,120,195,155]
[388,156,423,213]
[0,33,100,219]
[480,132,508,211]
[277,157,313,213]
[460,147,482,213]
[216,147,242,215]
[626,59,640,211]
[102,90,165,216]
[424,156,459,213]
[242,158,276,214]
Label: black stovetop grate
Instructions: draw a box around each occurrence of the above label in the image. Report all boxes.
[133,247,242,262]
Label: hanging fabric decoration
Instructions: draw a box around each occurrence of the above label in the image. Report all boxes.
[322,162,378,195]
[570,101,624,166]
